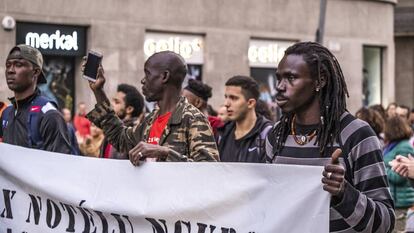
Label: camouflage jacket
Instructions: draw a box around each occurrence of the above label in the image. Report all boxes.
[87,97,219,162]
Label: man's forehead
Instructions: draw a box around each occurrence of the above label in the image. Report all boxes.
[225,85,243,95]
[277,55,309,73]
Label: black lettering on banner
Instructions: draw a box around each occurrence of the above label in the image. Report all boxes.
[196,223,218,233]
[26,194,42,225]
[77,206,97,233]
[94,210,109,233]
[111,213,134,233]
[220,228,236,233]
[46,199,62,228]
[0,189,16,219]
[175,220,191,233]
[61,203,78,232]
[145,218,168,233]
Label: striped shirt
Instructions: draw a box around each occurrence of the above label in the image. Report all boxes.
[265,112,395,233]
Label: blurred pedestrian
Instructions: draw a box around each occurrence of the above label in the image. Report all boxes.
[79,123,104,157]
[217,105,229,123]
[219,75,272,163]
[182,79,223,140]
[0,44,73,154]
[86,51,218,164]
[356,107,385,147]
[397,105,410,119]
[266,42,394,232]
[101,83,144,159]
[62,107,80,155]
[383,116,414,232]
[370,104,387,121]
[410,108,414,129]
[387,102,398,119]
[73,102,91,143]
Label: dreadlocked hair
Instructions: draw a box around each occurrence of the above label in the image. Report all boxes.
[271,42,349,160]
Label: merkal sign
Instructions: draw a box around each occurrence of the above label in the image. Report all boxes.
[16,22,86,56]
[25,30,78,51]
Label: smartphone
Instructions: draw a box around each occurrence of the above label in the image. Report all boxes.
[83,50,102,82]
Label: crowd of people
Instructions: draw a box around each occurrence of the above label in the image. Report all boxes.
[4,41,414,232]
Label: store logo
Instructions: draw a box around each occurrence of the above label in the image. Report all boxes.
[248,44,287,65]
[25,30,78,51]
[144,37,202,60]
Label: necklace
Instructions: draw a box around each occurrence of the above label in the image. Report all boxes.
[291,115,317,146]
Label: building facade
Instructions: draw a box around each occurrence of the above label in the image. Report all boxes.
[0,0,396,114]
[395,0,414,109]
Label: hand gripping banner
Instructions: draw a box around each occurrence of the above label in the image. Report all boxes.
[0,143,329,233]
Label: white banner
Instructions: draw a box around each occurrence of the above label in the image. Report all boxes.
[0,143,329,233]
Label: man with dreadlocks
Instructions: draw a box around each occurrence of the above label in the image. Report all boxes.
[266,42,395,232]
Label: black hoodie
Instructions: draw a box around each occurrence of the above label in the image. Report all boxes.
[218,115,273,163]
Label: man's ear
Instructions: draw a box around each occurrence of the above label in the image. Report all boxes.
[162,70,170,84]
[316,73,327,91]
[247,98,257,109]
[195,98,203,109]
[32,67,41,82]
[126,106,134,115]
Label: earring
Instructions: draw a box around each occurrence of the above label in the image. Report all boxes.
[316,87,320,92]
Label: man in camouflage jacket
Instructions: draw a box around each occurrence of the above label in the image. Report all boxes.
[86,51,218,164]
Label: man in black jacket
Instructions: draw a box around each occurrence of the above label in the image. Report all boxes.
[219,75,272,163]
[1,44,72,154]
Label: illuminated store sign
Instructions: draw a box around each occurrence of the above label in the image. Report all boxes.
[248,39,295,68]
[16,22,86,56]
[144,32,203,64]
[25,30,78,51]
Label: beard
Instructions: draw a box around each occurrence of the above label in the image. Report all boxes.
[116,108,126,120]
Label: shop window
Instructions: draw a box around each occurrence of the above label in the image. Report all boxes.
[38,56,76,112]
[363,46,383,106]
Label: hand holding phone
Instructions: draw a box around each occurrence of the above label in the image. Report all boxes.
[83,50,102,82]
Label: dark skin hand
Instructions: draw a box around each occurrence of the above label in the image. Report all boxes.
[322,149,345,201]
[129,141,169,166]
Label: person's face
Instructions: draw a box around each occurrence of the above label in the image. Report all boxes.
[5,50,38,93]
[217,106,228,122]
[396,106,409,119]
[90,124,103,138]
[387,104,397,117]
[224,86,253,121]
[141,57,165,102]
[275,54,318,114]
[409,112,414,125]
[112,91,127,119]
[182,89,202,109]
[62,108,72,123]
[78,104,87,115]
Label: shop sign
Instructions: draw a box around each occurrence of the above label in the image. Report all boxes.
[16,22,86,56]
[248,39,295,68]
[144,32,203,64]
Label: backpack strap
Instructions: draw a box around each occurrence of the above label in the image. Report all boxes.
[257,124,273,160]
[1,105,14,135]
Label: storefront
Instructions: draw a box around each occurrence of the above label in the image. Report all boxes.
[143,31,204,82]
[15,22,87,112]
